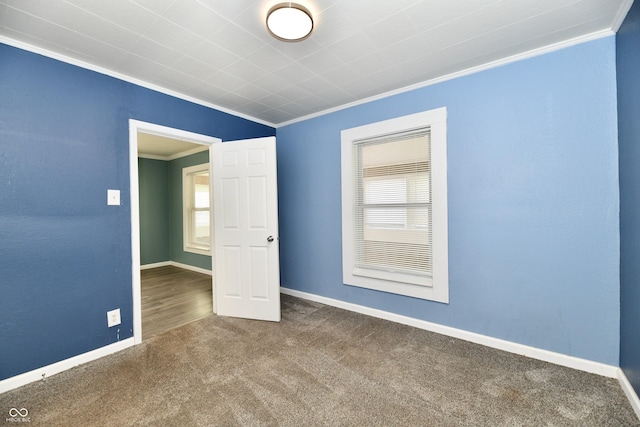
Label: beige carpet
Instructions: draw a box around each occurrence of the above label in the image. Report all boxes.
[1,295,638,426]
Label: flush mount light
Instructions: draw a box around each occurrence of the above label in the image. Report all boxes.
[266,2,314,42]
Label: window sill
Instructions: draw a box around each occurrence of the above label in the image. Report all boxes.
[184,246,211,256]
[344,271,447,303]
[353,267,430,287]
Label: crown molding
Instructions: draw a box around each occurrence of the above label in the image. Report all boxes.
[276,29,614,128]
[612,0,635,32]
[0,36,276,129]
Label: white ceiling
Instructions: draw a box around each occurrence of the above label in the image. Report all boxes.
[137,132,205,158]
[0,0,633,127]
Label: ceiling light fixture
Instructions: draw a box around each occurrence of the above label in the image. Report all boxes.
[266,3,314,42]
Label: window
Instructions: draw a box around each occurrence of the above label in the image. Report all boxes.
[341,108,448,303]
[183,163,211,255]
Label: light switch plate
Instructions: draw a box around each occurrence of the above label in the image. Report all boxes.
[107,189,120,206]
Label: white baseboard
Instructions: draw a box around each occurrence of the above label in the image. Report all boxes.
[0,338,135,394]
[280,287,618,378]
[140,261,171,270]
[618,369,640,420]
[3,287,630,411]
[140,261,212,276]
[169,261,212,276]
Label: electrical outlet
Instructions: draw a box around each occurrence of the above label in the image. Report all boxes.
[107,189,120,206]
[107,308,121,328]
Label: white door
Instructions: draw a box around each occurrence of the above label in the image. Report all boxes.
[211,136,280,322]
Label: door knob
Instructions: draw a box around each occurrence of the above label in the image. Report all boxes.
[267,235,275,242]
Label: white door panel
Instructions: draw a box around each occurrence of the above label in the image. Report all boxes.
[212,136,280,321]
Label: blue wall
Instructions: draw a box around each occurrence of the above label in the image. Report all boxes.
[277,37,620,365]
[0,33,625,382]
[618,0,640,396]
[0,44,274,380]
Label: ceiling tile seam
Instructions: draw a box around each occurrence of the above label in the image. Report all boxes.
[312,12,414,53]
[130,0,176,16]
[195,8,323,65]
[324,62,360,84]
[168,45,233,73]
[342,0,425,30]
[345,52,406,81]
[268,40,314,64]
[140,14,245,67]
[470,0,596,40]
[68,0,240,70]
[295,85,354,104]
[157,66,213,89]
[118,35,185,65]
[115,43,188,75]
[388,0,608,64]
[208,40,274,73]
[4,4,86,35]
[381,0,505,39]
[127,40,240,85]
[318,15,613,106]
[62,0,149,39]
[192,1,271,60]
[0,35,276,128]
[224,54,288,77]
[165,47,226,73]
[126,0,194,32]
[6,3,137,60]
[129,36,205,69]
[469,14,620,64]
[181,67,219,85]
[194,0,251,22]
[0,26,101,60]
[346,11,489,61]
[275,28,614,128]
[184,43,244,72]
[315,1,340,15]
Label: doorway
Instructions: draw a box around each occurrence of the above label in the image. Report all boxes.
[140,265,212,340]
[129,119,221,344]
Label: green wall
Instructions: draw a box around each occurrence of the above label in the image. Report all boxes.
[138,158,170,265]
[168,151,212,270]
[138,151,212,271]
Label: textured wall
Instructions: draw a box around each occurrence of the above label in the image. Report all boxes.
[0,33,623,383]
[139,158,170,265]
[0,44,274,380]
[168,151,212,270]
[618,0,640,395]
[276,37,620,365]
[138,151,213,271]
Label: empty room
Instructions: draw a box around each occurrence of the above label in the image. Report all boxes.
[1,0,640,425]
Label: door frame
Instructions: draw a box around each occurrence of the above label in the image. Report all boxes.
[129,119,221,344]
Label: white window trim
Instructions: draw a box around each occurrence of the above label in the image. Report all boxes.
[183,163,211,256]
[341,107,449,303]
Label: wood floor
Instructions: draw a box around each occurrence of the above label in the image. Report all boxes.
[141,265,213,340]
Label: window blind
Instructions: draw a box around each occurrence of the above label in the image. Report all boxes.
[353,128,431,279]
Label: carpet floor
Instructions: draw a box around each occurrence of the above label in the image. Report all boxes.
[1,294,638,426]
